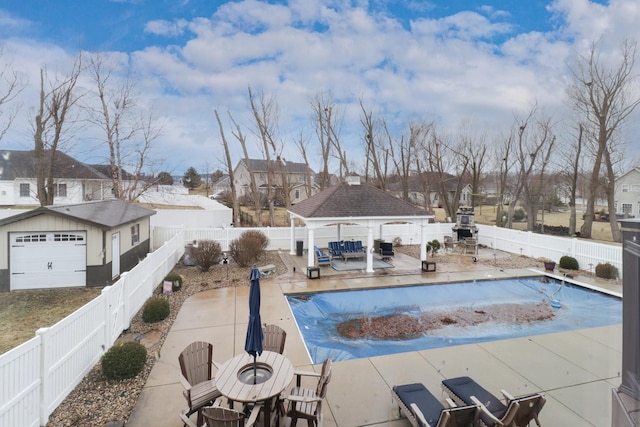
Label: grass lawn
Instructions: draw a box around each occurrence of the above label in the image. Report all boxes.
[0,288,102,354]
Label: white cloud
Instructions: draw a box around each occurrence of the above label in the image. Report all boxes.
[145,19,189,37]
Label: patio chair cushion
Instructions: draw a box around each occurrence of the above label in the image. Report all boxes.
[393,383,444,425]
[442,377,507,425]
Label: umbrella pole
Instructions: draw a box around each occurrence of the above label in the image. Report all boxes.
[253,355,257,384]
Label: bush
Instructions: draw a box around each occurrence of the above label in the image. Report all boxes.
[163,273,183,292]
[426,239,441,256]
[559,255,579,270]
[101,341,147,380]
[142,296,170,323]
[595,263,619,279]
[229,230,269,267]
[512,208,526,222]
[192,240,222,272]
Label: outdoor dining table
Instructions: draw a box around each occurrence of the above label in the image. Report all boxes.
[215,351,294,427]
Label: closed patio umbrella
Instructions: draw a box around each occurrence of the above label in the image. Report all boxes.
[244,265,264,384]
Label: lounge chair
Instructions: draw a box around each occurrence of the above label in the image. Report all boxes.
[442,376,545,427]
[392,383,480,427]
[314,246,331,266]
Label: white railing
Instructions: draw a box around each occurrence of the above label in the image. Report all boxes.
[0,231,184,427]
[2,221,623,427]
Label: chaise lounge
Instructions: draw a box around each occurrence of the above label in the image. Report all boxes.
[442,376,545,427]
[314,246,331,266]
[392,382,480,427]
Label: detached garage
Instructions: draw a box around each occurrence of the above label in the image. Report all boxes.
[0,200,155,291]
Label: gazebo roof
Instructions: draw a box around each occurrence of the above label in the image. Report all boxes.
[288,182,431,224]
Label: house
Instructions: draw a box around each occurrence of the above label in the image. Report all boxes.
[233,158,317,204]
[615,167,640,217]
[386,172,472,208]
[0,199,155,291]
[0,149,118,206]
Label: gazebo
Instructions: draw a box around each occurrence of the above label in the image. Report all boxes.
[287,180,434,272]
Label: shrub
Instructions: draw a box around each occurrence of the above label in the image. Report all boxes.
[426,239,441,256]
[192,240,222,272]
[512,208,526,222]
[142,296,170,323]
[101,341,147,380]
[595,263,619,279]
[229,230,269,267]
[163,273,183,292]
[559,255,579,270]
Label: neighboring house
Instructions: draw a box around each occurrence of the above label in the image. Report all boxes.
[233,158,317,204]
[386,172,472,208]
[211,174,231,197]
[0,199,155,291]
[0,149,117,206]
[615,167,640,217]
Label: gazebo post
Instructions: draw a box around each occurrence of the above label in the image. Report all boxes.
[289,216,296,255]
[419,222,427,262]
[366,226,374,272]
[306,227,315,268]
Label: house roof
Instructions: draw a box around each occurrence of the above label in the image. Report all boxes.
[288,182,429,219]
[0,150,111,180]
[0,199,156,230]
[240,158,312,174]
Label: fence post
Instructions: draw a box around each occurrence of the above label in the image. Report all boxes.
[120,272,130,330]
[36,327,49,425]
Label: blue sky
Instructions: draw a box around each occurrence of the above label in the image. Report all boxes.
[0,0,636,176]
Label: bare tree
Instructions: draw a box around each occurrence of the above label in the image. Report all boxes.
[33,55,83,206]
[214,109,240,225]
[567,39,640,241]
[558,123,586,235]
[311,92,347,186]
[229,113,262,226]
[360,100,390,188]
[519,115,556,231]
[248,86,282,226]
[294,132,315,202]
[422,128,470,221]
[0,48,24,143]
[492,131,514,227]
[86,55,162,201]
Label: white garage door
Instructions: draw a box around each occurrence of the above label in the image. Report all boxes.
[10,231,87,290]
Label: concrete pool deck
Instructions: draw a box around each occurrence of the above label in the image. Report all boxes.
[127,250,622,426]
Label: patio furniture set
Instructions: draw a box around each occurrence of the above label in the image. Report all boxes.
[178,324,332,427]
[393,376,545,427]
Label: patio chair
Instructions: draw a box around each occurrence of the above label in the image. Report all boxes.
[262,323,287,354]
[178,341,223,427]
[463,238,478,255]
[379,242,394,259]
[444,236,455,253]
[201,405,261,427]
[314,246,331,266]
[442,376,546,427]
[392,383,480,427]
[283,358,332,427]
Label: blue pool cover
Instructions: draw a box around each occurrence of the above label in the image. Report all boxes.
[286,277,622,363]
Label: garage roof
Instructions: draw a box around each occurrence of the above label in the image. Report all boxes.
[0,199,156,230]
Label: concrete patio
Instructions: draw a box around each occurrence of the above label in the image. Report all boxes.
[127,250,622,427]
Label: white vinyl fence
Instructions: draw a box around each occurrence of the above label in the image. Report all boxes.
[154,222,622,274]
[0,232,184,427]
[2,220,623,427]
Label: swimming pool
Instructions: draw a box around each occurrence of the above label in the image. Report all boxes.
[286,277,622,363]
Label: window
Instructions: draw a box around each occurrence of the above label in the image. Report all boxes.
[19,183,29,197]
[131,224,140,245]
[622,184,629,192]
[54,183,67,197]
[622,204,633,214]
[633,185,640,192]
[294,189,300,199]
